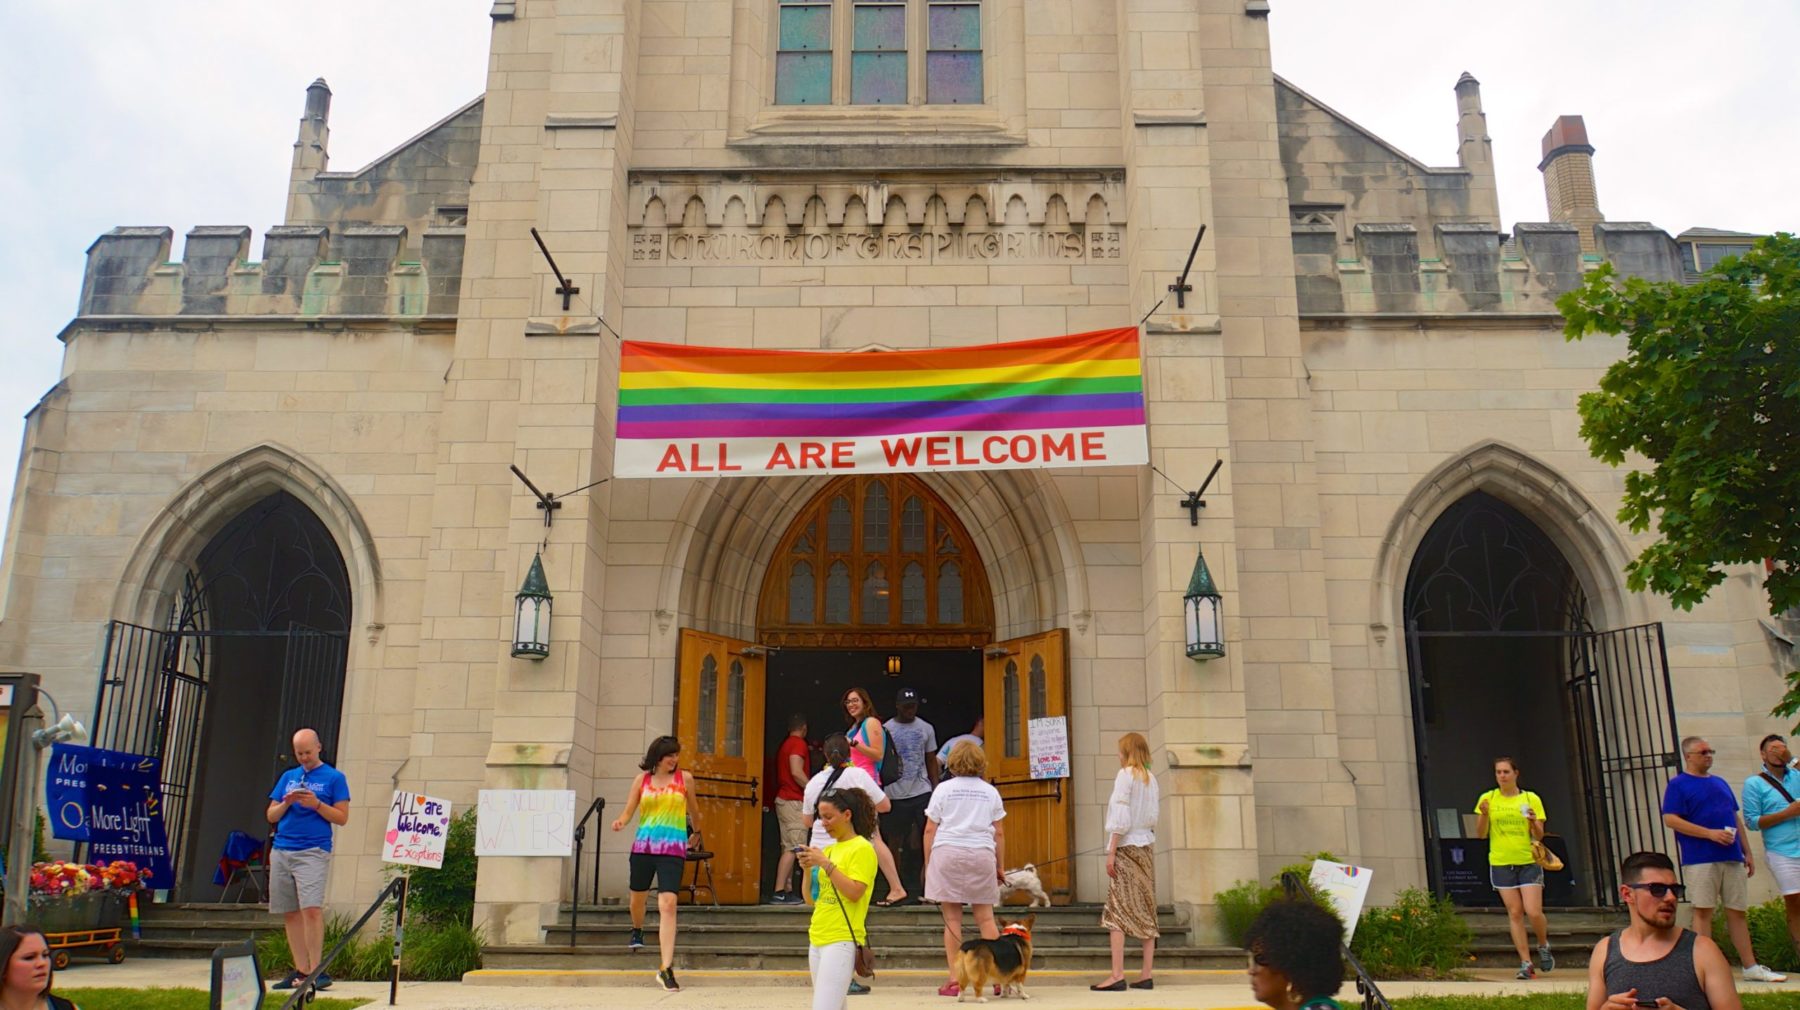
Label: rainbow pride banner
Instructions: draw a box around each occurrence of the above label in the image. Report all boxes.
[615,327,1148,478]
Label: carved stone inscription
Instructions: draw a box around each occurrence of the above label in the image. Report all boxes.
[632,224,1123,265]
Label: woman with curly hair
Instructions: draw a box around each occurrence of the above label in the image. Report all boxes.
[797,788,879,1010]
[1243,899,1346,1010]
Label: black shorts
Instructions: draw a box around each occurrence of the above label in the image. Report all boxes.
[629,853,686,893]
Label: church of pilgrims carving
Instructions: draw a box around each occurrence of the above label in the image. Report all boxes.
[3,0,1790,942]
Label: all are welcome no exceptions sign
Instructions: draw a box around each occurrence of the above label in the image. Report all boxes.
[614,328,1149,479]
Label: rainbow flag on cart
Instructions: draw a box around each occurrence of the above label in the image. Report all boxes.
[614,327,1149,478]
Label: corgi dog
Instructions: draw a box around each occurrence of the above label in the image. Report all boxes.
[999,864,1051,907]
[954,913,1036,1003]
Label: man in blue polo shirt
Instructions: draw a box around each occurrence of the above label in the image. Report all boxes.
[265,728,351,991]
[1663,735,1784,983]
[1743,733,1800,965]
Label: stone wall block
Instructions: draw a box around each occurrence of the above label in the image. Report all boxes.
[1291,223,1342,314]
[422,228,467,316]
[261,225,330,306]
[1596,222,1684,283]
[1512,222,1583,297]
[1434,223,1501,312]
[1353,223,1421,311]
[180,226,252,314]
[331,225,408,315]
[80,227,173,315]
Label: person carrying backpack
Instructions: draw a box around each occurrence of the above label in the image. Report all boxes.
[840,689,911,906]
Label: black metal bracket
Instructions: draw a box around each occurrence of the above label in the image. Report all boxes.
[530,227,581,311]
[510,465,609,530]
[1167,224,1207,309]
[1181,459,1224,526]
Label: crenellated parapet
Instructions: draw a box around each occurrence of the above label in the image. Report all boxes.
[73,224,465,324]
[1292,219,1688,317]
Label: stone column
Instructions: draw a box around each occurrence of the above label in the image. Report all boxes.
[423,0,641,945]
[1114,0,1258,938]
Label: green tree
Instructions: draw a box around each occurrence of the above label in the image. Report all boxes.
[1559,233,1800,723]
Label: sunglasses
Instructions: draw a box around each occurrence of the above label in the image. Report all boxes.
[1688,749,1715,756]
[1625,882,1686,901]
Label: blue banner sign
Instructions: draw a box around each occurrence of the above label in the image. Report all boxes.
[46,744,174,884]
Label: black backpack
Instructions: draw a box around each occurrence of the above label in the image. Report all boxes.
[876,726,903,788]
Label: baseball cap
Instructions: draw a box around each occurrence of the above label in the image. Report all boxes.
[896,687,921,705]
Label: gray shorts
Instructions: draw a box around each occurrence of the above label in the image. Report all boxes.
[269,847,331,913]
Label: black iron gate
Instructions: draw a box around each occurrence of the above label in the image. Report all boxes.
[1566,623,1681,901]
[90,621,349,897]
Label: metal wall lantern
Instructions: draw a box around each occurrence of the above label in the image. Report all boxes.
[513,552,553,660]
[1184,546,1224,660]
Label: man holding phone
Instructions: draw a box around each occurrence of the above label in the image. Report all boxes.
[265,727,352,991]
[1586,851,1741,1010]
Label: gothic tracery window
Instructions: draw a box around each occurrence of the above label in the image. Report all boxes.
[776,0,984,107]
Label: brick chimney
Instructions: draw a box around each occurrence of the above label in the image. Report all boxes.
[1539,115,1604,253]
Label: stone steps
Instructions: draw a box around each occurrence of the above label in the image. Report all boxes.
[129,901,275,958]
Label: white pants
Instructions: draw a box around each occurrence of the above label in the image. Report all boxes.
[809,941,857,1010]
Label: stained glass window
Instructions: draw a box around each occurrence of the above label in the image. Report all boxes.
[827,495,852,552]
[901,562,925,624]
[938,560,963,623]
[862,482,890,551]
[697,655,718,754]
[862,561,889,624]
[1003,659,1021,757]
[725,659,745,756]
[901,497,926,552]
[851,0,907,105]
[788,561,815,623]
[825,561,851,624]
[926,0,981,104]
[776,0,832,105]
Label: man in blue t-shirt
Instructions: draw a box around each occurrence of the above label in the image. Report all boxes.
[1662,735,1784,982]
[265,728,352,991]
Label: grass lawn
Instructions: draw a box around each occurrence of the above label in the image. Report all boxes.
[62,988,368,1010]
[1394,996,1793,1009]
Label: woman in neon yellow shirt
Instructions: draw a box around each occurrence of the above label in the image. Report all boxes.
[1474,756,1551,980]
[798,788,878,1010]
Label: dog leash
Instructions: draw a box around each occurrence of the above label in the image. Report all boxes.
[1006,843,1115,873]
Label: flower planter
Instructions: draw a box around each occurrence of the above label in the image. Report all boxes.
[29,892,124,933]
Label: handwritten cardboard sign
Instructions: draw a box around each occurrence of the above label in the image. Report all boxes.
[1309,859,1374,942]
[382,791,453,869]
[475,789,576,857]
[1027,716,1069,780]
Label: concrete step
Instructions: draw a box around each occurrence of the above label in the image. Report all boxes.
[556,903,1185,929]
[482,943,1245,973]
[548,921,1175,948]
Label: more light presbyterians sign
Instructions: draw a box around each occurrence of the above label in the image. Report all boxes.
[614,328,1149,479]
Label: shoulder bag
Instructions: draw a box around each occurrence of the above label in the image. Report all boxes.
[1524,793,1564,871]
[824,854,876,978]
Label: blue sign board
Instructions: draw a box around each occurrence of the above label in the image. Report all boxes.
[46,744,174,884]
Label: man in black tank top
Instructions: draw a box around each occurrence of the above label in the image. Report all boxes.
[1586,851,1742,1010]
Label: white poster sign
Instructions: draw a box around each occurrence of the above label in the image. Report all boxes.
[1309,859,1373,942]
[383,791,453,869]
[1027,716,1069,780]
[475,789,576,857]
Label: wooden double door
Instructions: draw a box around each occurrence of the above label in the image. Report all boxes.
[675,628,1070,905]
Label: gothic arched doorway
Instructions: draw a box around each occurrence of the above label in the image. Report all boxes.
[91,491,351,899]
[1404,491,1679,906]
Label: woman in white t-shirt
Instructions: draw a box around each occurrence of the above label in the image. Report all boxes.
[922,739,1007,997]
[801,734,892,899]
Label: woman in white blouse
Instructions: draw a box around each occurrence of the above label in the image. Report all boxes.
[1090,732,1160,991]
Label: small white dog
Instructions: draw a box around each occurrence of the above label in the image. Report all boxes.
[999,864,1051,907]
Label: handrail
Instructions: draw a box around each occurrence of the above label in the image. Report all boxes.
[282,874,407,1010]
[569,797,606,947]
[1279,871,1391,1010]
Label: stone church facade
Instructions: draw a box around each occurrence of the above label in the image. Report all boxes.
[2,0,1790,943]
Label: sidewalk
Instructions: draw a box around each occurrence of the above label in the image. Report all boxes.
[59,959,1598,1009]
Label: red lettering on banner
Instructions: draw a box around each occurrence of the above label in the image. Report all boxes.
[1080,431,1105,460]
[766,443,797,469]
[1009,435,1036,462]
[656,445,686,472]
[954,437,979,465]
[799,442,827,469]
[1042,433,1076,462]
[926,438,951,467]
[718,444,742,472]
[882,439,924,467]
[688,443,715,473]
[831,442,855,468]
[983,436,1007,464]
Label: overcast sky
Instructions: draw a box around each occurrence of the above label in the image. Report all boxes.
[0,1,1794,547]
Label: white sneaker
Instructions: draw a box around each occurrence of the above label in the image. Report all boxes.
[1743,964,1787,983]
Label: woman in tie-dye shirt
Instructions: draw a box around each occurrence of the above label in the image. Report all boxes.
[612,735,698,991]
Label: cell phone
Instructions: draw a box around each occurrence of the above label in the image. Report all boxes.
[1634,1000,1659,1008]
[791,846,807,854]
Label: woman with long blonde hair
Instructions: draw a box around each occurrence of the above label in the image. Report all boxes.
[1091,732,1160,991]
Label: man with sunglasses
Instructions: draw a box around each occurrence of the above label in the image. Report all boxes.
[1661,736,1784,983]
[1587,851,1742,1010]
[1742,734,1800,964]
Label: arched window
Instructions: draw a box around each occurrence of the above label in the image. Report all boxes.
[1002,659,1021,757]
[697,654,719,754]
[724,659,746,757]
[1028,653,1047,720]
[761,474,992,647]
